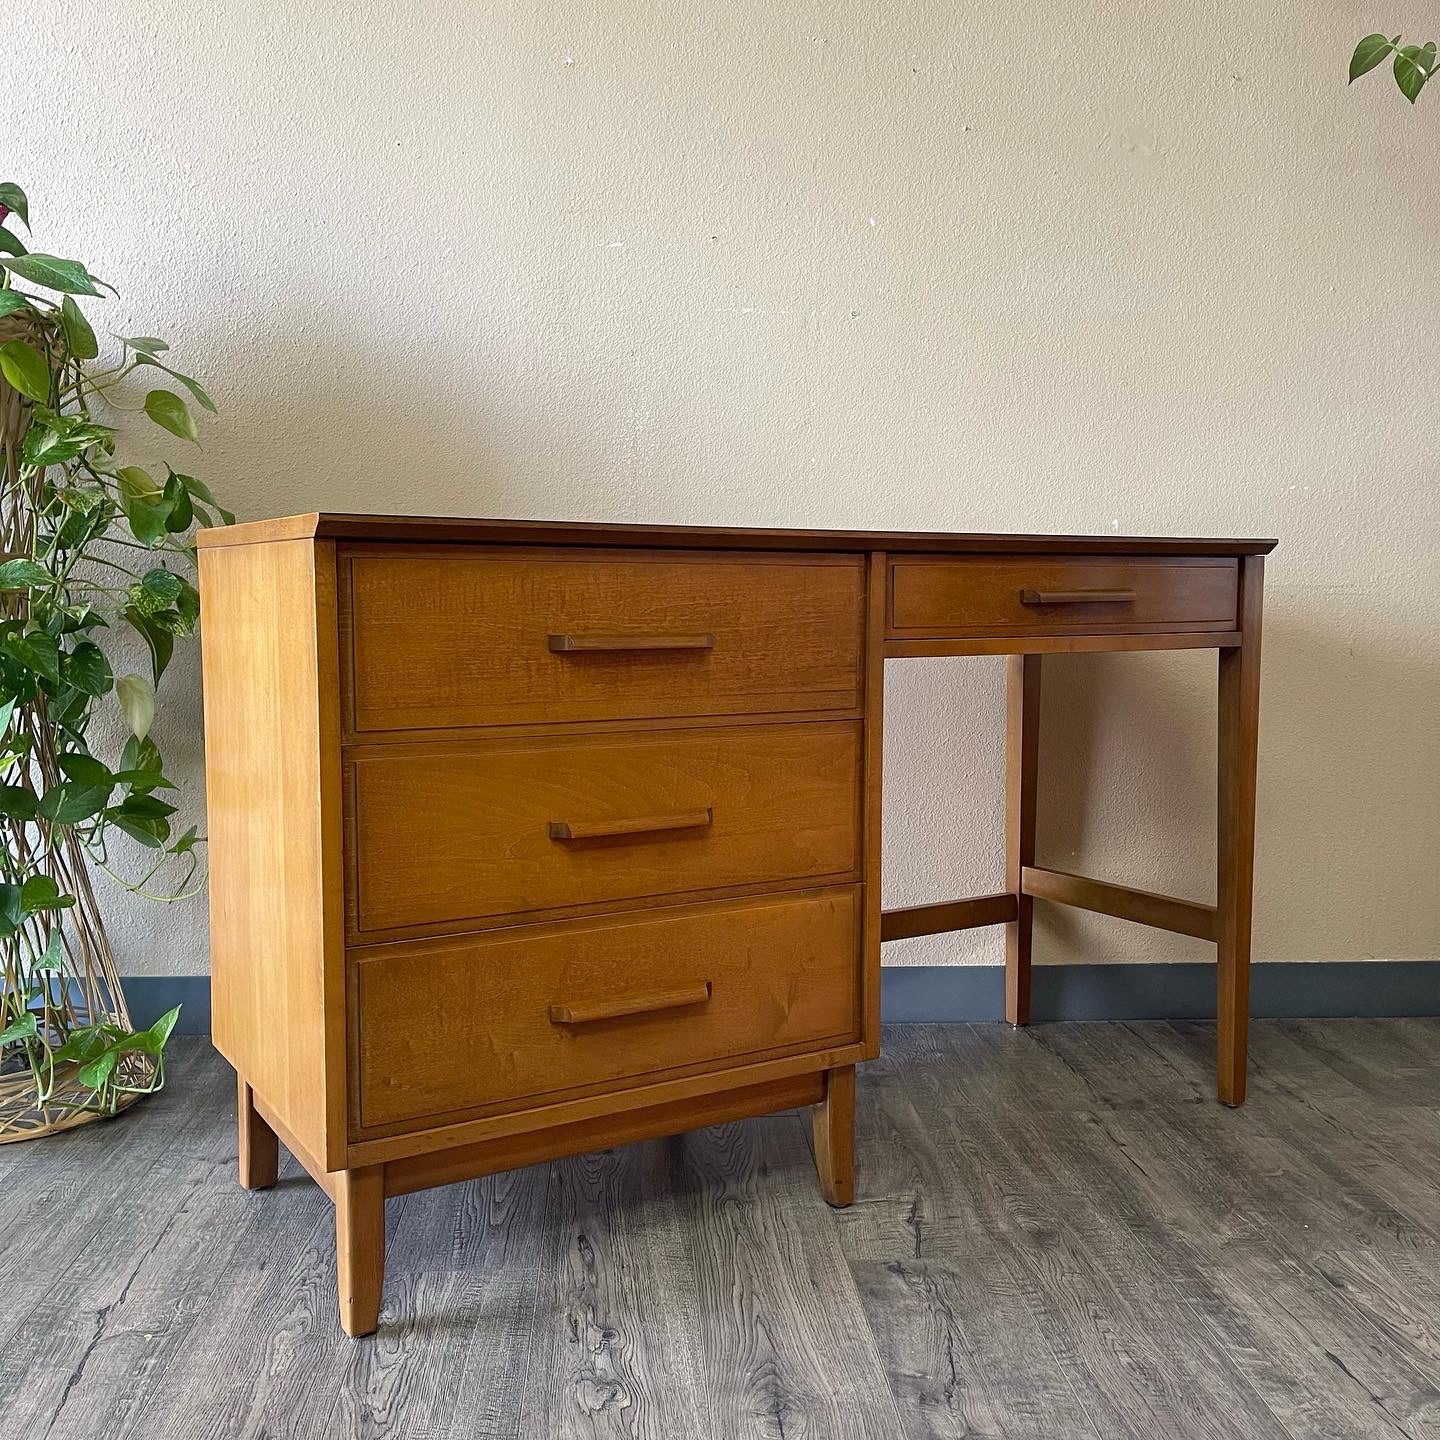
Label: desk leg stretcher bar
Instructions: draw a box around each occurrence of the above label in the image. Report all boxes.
[879,555,1264,1107]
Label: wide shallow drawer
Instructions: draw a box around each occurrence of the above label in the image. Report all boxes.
[344,547,865,732]
[888,556,1237,636]
[352,887,861,1130]
[348,722,861,935]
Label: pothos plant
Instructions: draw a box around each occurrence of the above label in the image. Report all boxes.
[1350,31,1438,102]
[0,181,231,1126]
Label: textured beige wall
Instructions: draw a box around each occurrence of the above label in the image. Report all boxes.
[9,0,1438,976]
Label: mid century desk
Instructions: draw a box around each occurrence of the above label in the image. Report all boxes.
[198,514,1275,1336]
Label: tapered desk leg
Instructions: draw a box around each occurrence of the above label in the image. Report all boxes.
[237,1077,279,1191]
[812,1065,856,1207]
[1005,655,1042,1025]
[1217,557,1264,1106]
[336,1166,385,1337]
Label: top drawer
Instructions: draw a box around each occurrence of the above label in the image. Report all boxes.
[888,556,1237,637]
[343,548,865,733]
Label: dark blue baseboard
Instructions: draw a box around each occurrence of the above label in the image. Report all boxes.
[122,977,216,1034]
[122,963,1440,1036]
[880,962,1440,1021]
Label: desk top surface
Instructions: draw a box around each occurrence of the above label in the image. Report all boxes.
[197,512,1278,558]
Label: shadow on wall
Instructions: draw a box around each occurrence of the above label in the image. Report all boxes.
[1032,613,1440,965]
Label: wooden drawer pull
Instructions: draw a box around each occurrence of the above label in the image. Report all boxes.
[549,982,714,1026]
[547,632,717,652]
[547,808,714,842]
[1019,588,1137,606]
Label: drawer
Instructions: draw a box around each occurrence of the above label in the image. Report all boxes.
[347,722,861,935]
[352,887,861,1130]
[888,556,1237,636]
[343,548,865,732]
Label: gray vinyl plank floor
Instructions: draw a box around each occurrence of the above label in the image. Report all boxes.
[3,1019,1439,1439]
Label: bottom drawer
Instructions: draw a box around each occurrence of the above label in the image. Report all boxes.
[352,887,860,1132]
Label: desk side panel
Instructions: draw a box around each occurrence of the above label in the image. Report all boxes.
[200,538,346,1170]
[860,552,885,1056]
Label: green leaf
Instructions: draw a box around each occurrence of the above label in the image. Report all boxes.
[120,1005,180,1056]
[59,295,98,360]
[120,336,168,355]
[176,472,234,526]
[0,559,52,591]
[171,825,199,854]
[0,883,21,928]
[143,389,197,442]
[145,1004,180,1049]
[161,471,193,532]
[129,568,183,615]
[22,408,113,469]
[111,767,175,791]
[150,1004,181,1048]
[117,464,162,501]
[34,929,65,972]
[123,606,174,685]
[52,487,114,549]
[1395,43,1435,101]
[1351,33,1398,82]
[136,354,217,414]
[77,1046,119,1091]
[0,253,102,296]
[0,339,50,403]
[0,290,34,318]
[116,734,170,793]
[1414,40,1439,93]
[115,673,154,740]
[50,1024,107,1065]
[21,874,73,913]
[121,506,168,547]
[40,781,112,825]
[119,792,176,819]
[0,182,30,229]
[0,230,26,258]
[48,693,87,737]
[23,430,71,469]
[116,466,171,546]
[174,578,199,633]
[62,640,112,697]
[0,784,38,819]
[3,630,60,683]
[120,733,162,775]
[175,369,215,414]
[58,751,112,787]
[0,1011,38,1046]
[130,569,201,638]
[112,813,167,848]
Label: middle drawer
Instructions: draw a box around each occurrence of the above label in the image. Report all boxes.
[347,721,862,936]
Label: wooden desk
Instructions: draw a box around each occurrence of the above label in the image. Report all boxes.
[198,514,1275,1335]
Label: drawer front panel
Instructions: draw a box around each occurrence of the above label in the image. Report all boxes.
[353,887,861,1129]
[345,549,865,732]
[349,723,861,934]
[889,556,1237,636]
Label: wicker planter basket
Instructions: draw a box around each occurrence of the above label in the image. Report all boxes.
[0,309,155,1142]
